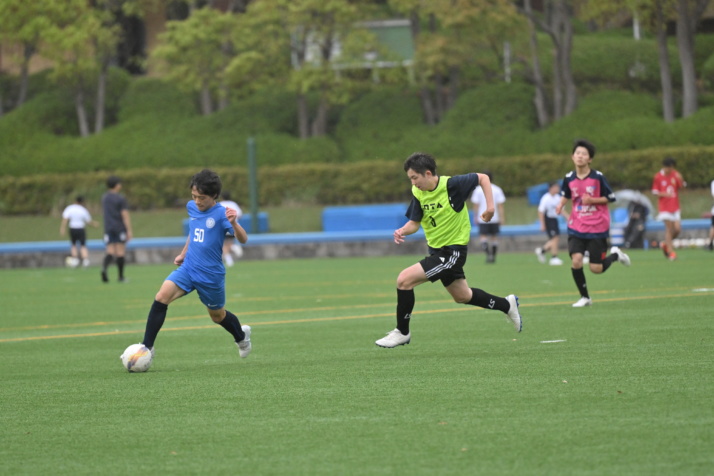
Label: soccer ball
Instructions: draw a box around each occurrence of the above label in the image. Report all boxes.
[120,344,153,373]
[65,256,80,268]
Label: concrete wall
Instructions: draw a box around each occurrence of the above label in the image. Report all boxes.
[1,223,709,269]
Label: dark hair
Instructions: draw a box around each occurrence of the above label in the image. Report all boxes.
[75,195,85,203]
[106,175,121,188]
[662,156,676,167]
[190,169,222,199]
[572,139,596,158]
[404,152,437,175]
[483,170,494,181]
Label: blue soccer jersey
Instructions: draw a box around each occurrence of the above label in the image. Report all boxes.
[182,201,234,281]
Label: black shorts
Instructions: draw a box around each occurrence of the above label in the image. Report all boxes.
[568,236,609,264]
[420,245,468,287]
[69,228,86,246]
[104,230,127,245]
[544,217,560,238]
[478,223,500,236]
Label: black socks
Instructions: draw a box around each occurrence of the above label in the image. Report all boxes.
[571,267,589,298]
[396,289,415,335]
[218,310,245,342]
[466,288,509,313]
[142,300,168,348]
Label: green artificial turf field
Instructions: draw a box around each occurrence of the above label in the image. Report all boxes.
[1,250,712,475]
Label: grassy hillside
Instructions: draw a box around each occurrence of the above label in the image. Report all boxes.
[0,32,712,178]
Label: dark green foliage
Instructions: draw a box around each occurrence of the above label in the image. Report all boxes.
[117,77,197,121]
[334,86,425,161]
[2,145,712,215]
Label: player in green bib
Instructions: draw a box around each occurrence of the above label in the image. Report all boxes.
[375,152,522,348]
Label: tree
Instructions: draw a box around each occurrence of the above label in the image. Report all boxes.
[151,7,241,115]
[517,0,579,125]
[390,0,524,126]
[584,0,710,121]
[0,0,57,112]
[675,0,710,117]
[583,0,677,122]
[248,0,380,138]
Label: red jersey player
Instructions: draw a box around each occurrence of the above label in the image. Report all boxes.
[652,156,686,260]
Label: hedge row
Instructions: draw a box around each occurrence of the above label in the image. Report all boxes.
[1,145,712,216]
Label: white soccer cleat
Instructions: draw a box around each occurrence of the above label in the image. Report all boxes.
[506,295,522,332]
[375,329,411,348]
[610,246,631,267]
[237,325,252,358]
[572,297,592,307]
[535,247,546,264]
[549,256,563,266]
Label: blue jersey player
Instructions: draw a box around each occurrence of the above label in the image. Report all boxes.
[137,169,252,361]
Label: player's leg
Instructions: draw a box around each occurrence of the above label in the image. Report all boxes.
[662,219,677,259]
[142,279,187,349]
[394,263,428,332]
[447,278,522,332]
[375,262,428,348]
[115,241,127,281]
[568,236,591,307]
[199,281,251,357]
[102,239,116,282]
[77,230,89,266]
[488,233,499,263]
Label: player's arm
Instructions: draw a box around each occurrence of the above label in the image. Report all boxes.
[497,202,505,225]
[175,236,190,265]
[394,220,420,244]
[60,217,68,236]
[121,209,133,241]
[477,173,495,223]
[225,207,248,244]
[555,196,568,215]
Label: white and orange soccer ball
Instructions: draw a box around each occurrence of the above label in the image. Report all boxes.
[120,344,153,373]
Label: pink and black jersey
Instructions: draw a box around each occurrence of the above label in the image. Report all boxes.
[651,169,684,213]
[561,169,616,238]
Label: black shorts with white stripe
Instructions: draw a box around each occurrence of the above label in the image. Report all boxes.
[420,245,468,287]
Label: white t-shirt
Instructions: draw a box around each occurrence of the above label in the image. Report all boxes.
[471,184,506,224]
[538,192,561,219]
[219,200,243,217]
[62,204,92,229]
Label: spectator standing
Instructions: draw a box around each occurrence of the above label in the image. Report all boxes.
[651,156,686,260]
[59,195,98,267]
[535,182,567,265]
[470,171,506,263]
[101,176,133,282]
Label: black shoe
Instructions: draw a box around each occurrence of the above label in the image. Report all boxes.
[101,271,108,283]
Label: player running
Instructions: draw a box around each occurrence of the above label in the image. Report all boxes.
[375,152,522,348]
[135,169,252,361]
[556,139,631,308]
